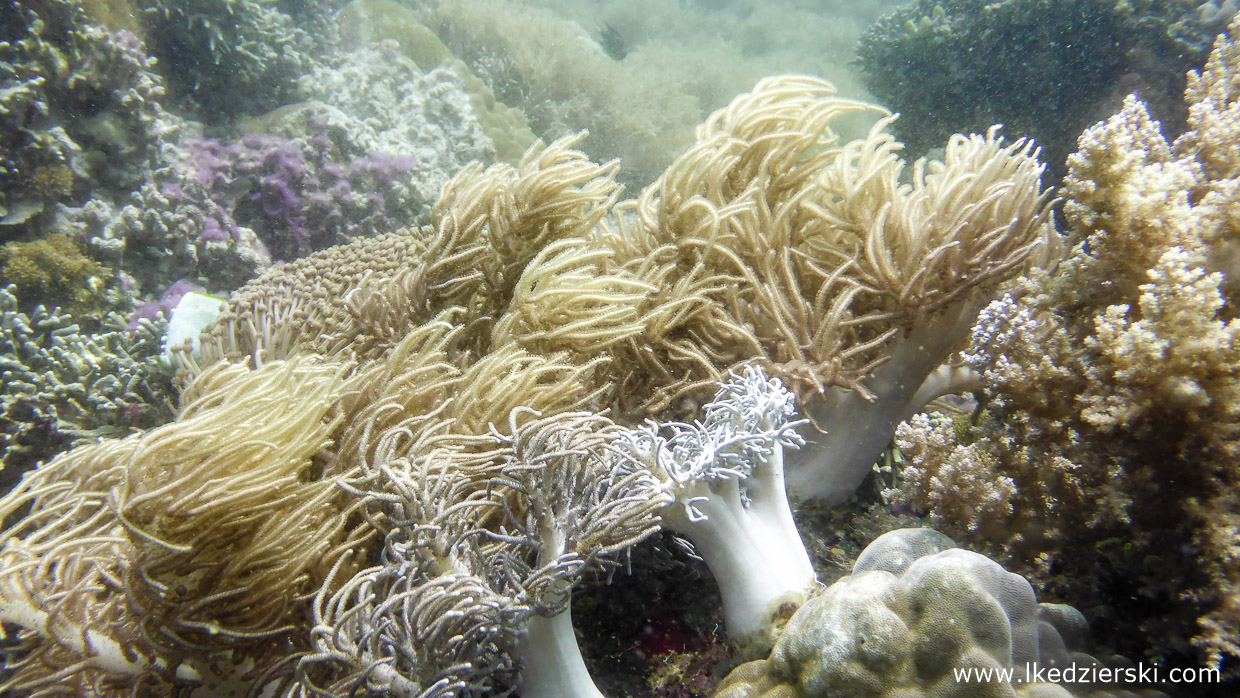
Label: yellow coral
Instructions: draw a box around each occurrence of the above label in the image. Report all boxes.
[77,0,143,36]
[25,164,74,201]
[0,234,107,315]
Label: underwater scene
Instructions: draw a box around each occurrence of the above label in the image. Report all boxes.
[3,0,1240,696]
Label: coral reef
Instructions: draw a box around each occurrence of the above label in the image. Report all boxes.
[134,0,323,119]
[0,234,107,316]
[125,278,202,331]
[0,71,1063,695]
[181,131,422,259]
[7,2,1240,695]
[0,285,173,488]
[46,24,493,305]
[856,0,1216,178]
[892,16,1240,675]
[2,0,492,336]
[0,0,166,229]
[714,528,1162,698]
[293,41,496,206]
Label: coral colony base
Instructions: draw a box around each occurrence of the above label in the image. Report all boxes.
[4,7,1240,698]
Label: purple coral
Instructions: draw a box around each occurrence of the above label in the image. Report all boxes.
[178,133,417,259]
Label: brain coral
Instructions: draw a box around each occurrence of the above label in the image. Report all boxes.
[713,529,1157,698]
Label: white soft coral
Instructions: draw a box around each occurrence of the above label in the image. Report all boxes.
[614,366,812,655]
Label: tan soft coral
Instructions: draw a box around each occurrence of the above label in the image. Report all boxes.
[895,16,1240,672]
[0,357,372,694]
[0,70,1069,695]
[608,77,1056,502]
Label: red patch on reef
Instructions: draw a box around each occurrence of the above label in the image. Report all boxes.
[636,603,734,697]
[639,605,695,656]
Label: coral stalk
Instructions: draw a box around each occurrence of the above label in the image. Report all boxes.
[616,366,811,656]
[516,601,605,698]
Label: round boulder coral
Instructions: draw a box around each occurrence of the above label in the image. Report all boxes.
[713,529,1160,698]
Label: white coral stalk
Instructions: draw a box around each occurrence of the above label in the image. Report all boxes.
[516,597,605,698]
[787,299,986,504]
[615,366,811,655]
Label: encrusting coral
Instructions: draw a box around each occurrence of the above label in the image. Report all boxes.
[1,73,1062,696]
[0,234,108,317]
[893,15,1240,675]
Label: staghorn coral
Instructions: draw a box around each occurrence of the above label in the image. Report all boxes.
[893,16,1240,674]
[0,284,173,484]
